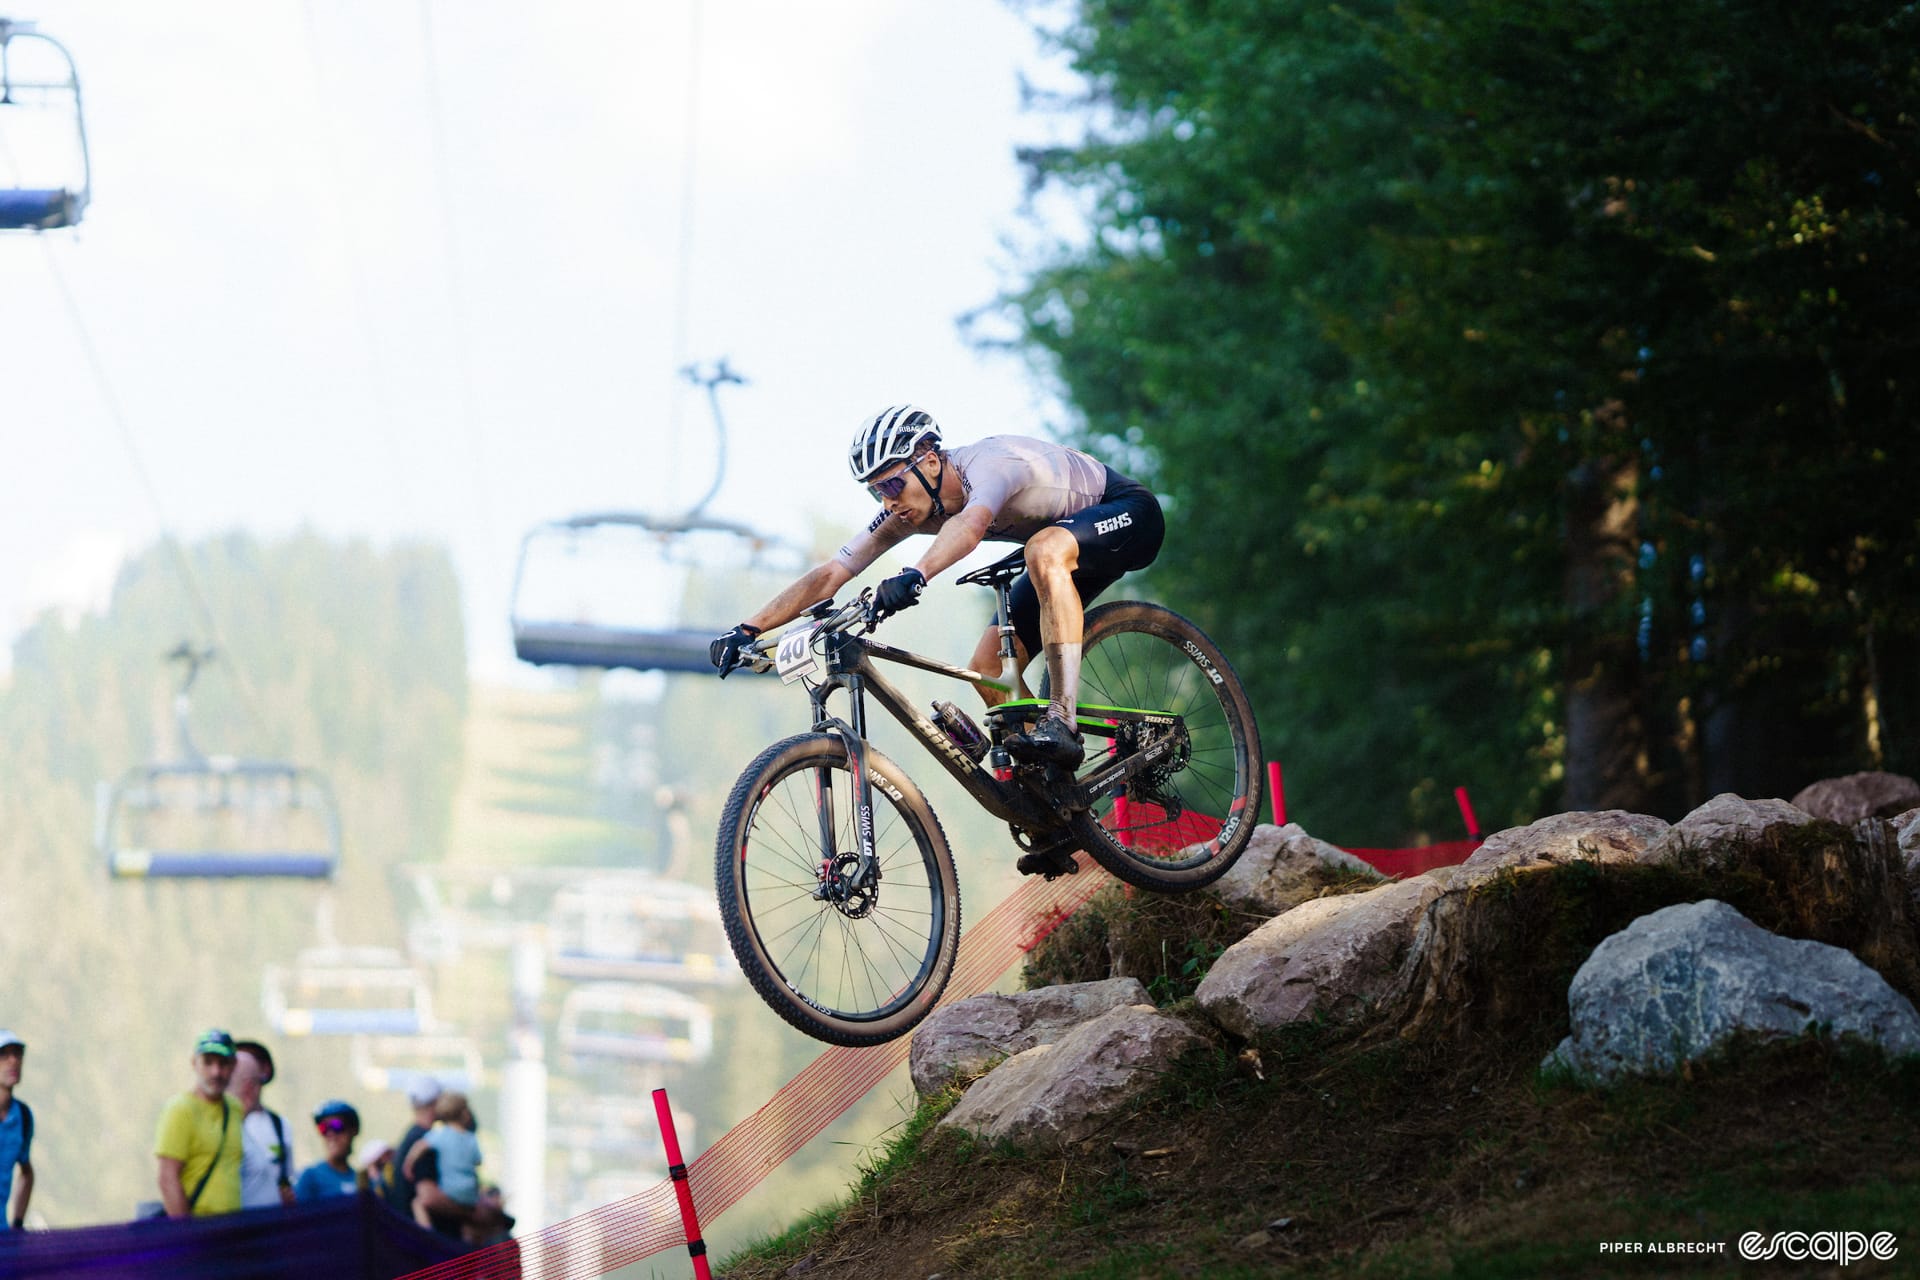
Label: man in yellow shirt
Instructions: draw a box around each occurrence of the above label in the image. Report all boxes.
[153,1029,244,1217]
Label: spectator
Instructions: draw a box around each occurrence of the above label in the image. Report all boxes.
[358,1139,395,1201]
[386,1076,440,1218]
[231,1040,294,1209]
[0,1030,34,1231]
[402,1092,481,1212]
[154,1029,243,1218]
[293,1100,364,1201]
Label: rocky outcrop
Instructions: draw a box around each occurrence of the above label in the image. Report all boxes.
[909,978,1150,1096]
[1211,823,1383,915]
[1639,793,1813,867]
[938,1004,1207,1148]
[1545,899,1920,1083]
[1791,771,1920,825]
[1194,873,1453,1037]
[1458,810,1669,883]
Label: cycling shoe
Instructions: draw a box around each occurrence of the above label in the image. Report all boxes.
[1008,714,1085,769]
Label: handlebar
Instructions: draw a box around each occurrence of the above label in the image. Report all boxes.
[741,589,875,673]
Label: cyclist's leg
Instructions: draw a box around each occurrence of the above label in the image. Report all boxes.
[1024,526,1085,726]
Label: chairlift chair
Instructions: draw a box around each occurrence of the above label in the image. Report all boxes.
[547,1094,673,1161]
[97,646,343,879]
[263,945,433,1037]
[0,17,90,230]
[555,981,713,1065]
[350,1032,483,1095]
[546,874,738,986]
[509,359,807,674]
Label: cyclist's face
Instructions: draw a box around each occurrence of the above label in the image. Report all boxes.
[869,453,941,523]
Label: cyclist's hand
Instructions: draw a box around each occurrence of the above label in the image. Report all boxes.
[710,622,762,678]
[870,568,926,622]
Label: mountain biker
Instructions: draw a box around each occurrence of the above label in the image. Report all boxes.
[709,404,1165,770]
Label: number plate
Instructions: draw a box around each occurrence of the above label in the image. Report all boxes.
[775,624,821,683]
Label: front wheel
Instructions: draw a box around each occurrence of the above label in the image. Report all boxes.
[1063,602,1263,891]
[715,733,960,1047]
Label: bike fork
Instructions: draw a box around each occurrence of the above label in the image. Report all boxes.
[811,679,880,898]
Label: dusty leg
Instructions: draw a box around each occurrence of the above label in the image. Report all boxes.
[1025,527,1083,724]
[969,625,1028,708]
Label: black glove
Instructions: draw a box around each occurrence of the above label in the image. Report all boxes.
[871,568,926,621]
[709,622,761,678]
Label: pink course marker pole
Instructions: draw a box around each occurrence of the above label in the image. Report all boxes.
[1454,786,1482,843]
[1268,761,1286,826]
[653,1087,713,1280]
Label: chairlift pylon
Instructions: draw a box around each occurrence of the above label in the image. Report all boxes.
[96,644,344,879]
[0,17,91,231]
[509,359,807,674]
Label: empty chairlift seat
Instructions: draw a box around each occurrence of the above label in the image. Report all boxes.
[264,946,434,1038]
[350,1032,483,1096]
[547,874,738,986]
[509,512,806,674]
[0,19,91,231]
[556,982,714,1065]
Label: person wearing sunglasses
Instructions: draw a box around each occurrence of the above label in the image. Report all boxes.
[293,1100,364,1201]
[710,403,1164,773]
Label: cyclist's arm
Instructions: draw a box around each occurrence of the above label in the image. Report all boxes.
[910,502,995,582]
[743,561,856,633]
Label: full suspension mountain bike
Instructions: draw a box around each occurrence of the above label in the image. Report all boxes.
[714,549,1262,1046]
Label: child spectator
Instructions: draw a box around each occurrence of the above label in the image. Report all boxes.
[402,1091,480,1216]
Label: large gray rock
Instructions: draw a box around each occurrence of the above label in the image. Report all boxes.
[909,978,1150,1096]
[939,1004,1207,1148]
[1195,874,1451,1037]
[1211,822,1384,915]
[1545,899,1920,1083]
[1640,793,1814,867]
[1459,810,1669,884]
[1791,771,1920,824]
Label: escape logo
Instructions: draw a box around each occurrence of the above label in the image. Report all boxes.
[1739,1231,1897,1265]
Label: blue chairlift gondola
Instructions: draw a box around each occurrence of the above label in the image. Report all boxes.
[0,17,90,231]
[96,646,343,880]
[508,360,806,674]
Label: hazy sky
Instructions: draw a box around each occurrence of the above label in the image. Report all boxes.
[0,0,1083,679]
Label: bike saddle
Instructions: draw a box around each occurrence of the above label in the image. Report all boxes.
[954,547,1028,589]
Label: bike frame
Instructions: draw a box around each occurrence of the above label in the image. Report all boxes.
[780,580,1190,896]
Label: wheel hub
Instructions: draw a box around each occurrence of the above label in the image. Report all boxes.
[817,851,879,918]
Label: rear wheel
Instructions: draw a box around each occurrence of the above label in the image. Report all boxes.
[715,733,960,1046]
[1059,602,1262,890]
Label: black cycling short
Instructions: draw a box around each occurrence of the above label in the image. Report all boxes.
[999,466,1165,657]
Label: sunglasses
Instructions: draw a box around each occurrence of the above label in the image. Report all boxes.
[866,457,934,504]
[317,1117,351,1135]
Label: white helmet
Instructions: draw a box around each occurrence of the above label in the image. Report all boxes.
[847,404,941,482]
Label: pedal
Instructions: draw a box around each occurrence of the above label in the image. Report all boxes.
[1015,844,1080,880]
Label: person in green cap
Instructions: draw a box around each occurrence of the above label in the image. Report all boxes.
[153,1029,244,1217]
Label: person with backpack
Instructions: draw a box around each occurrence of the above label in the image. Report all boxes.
[0,1030,34,1230]
[153,1029,243,1217]
[231,1040,294,1209]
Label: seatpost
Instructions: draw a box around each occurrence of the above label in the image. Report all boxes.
[994,582,1026,696]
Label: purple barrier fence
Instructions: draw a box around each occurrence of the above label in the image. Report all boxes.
[0,1192,470,1279]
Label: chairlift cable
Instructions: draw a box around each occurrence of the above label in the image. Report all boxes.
[34,239,275,737]
[664,0,704,504]
[414,0,502,569]
[296,0,418,516]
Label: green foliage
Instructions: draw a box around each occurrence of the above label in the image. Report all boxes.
[999,0,1920,838]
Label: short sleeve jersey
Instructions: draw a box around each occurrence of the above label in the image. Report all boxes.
[832,435,1109,575]
[0,1099,31,1230]
[293,1161,359,1201]
[154,1092,244,1216]
[423,1125,481,1204]
[238,1108,290,1208]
